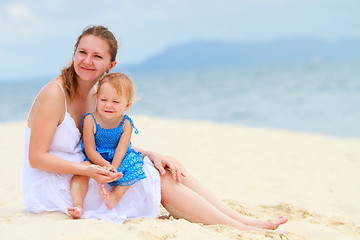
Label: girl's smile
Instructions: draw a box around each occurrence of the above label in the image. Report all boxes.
[96,82,130,124]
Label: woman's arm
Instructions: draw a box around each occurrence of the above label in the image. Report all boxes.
[111,119,132,170]
[133,146,187,182]
[29,82,81,173]
[82,114,113,168]
[28,82,120,183]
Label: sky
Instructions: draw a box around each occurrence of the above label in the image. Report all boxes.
[0,0,359,81]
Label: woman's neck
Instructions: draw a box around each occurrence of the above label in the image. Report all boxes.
[68,77,98,128]
[75,78,97,100]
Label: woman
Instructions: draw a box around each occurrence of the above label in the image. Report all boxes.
[23,25,287,232]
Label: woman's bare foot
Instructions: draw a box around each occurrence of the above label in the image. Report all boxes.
[266,216,288,230]
[67,206,82,219]
[99,183,118,209]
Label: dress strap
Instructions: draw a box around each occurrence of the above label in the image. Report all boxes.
[26,81,68,124]
[122,115,139,134]
[53,81,67,112]
[81,113,98,128]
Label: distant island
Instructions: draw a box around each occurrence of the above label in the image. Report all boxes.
[116,37,360,72]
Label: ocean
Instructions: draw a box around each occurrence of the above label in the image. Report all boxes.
[1,60,359,138]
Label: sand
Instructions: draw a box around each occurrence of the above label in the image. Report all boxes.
[0,115,359,240]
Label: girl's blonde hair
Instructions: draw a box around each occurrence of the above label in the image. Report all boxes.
[97,73,136,103]
[61,25,118,101]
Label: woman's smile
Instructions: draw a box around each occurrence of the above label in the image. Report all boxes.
[74,35,112,81]
[80,66,95,72]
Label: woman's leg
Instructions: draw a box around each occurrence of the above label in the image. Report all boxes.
[160,172,267,232]
[180,173,288,229]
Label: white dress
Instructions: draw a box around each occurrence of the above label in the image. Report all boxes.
[22,82,161,223]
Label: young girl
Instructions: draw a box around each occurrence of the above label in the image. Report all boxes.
[68,72,146,218]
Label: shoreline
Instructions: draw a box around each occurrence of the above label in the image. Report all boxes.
[2,116,359,141]
[1,116,359,239]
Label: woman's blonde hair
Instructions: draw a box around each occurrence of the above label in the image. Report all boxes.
[61,25,118,101]
[97,73,136,103]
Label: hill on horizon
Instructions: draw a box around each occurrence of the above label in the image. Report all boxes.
[117,37,360,72]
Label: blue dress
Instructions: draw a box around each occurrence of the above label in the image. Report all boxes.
[82,113,147,186]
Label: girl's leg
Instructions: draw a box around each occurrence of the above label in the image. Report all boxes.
[180,173,288,229]
[160,172,267,232]
[67,174,89,219]
[99,184,131,209]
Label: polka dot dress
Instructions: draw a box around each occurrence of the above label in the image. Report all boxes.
[82,113,146,186]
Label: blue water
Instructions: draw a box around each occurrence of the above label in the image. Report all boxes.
[1,60,360,138]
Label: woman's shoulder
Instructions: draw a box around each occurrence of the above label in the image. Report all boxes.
[27,76,66,128]
[38,76,65,101]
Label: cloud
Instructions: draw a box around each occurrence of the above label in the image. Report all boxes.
[0,0,359,80]
[0,2,45,42]
[5,2,35,20]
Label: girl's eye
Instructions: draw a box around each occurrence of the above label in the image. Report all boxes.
[79,50,86,54]
[95,55,103,59]
[101,99,107,102]
[113,101,119,104]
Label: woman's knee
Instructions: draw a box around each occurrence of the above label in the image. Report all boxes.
[160,171,179,203]
[160,171,173,189]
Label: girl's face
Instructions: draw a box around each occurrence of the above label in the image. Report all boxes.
[74,35,116,82]
[96,82,131,121]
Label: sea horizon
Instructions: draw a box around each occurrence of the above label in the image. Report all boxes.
[2,60,360,139]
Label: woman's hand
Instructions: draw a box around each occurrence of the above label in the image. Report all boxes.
[87,164,123,184]
[152,154,187,183]
[132,147,187,183]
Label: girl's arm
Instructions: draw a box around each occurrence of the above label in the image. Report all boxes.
[132,146,187,183]
[28,82,121,183]
[82,114,113,168]
[111,118,132,170]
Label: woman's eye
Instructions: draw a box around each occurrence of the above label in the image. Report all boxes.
[79,50,86,54]
[95,55,103,59]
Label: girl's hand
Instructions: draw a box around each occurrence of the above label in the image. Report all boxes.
[152,154,187,183]
[87,164,122,184]
[104,165,118,174]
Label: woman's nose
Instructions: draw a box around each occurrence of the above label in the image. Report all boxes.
[83,55,92,65]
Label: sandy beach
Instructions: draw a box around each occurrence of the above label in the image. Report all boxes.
[0,115,359,240]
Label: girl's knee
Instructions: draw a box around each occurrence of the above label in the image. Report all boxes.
[71,175,90,185]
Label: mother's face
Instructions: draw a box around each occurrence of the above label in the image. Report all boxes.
[74,35,116,82]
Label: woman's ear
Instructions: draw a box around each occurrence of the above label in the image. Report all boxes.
[106,61,117,73]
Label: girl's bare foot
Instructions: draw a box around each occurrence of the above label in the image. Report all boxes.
[266,216,288,230]
[67,206,82,219]
[99,183,118,209]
